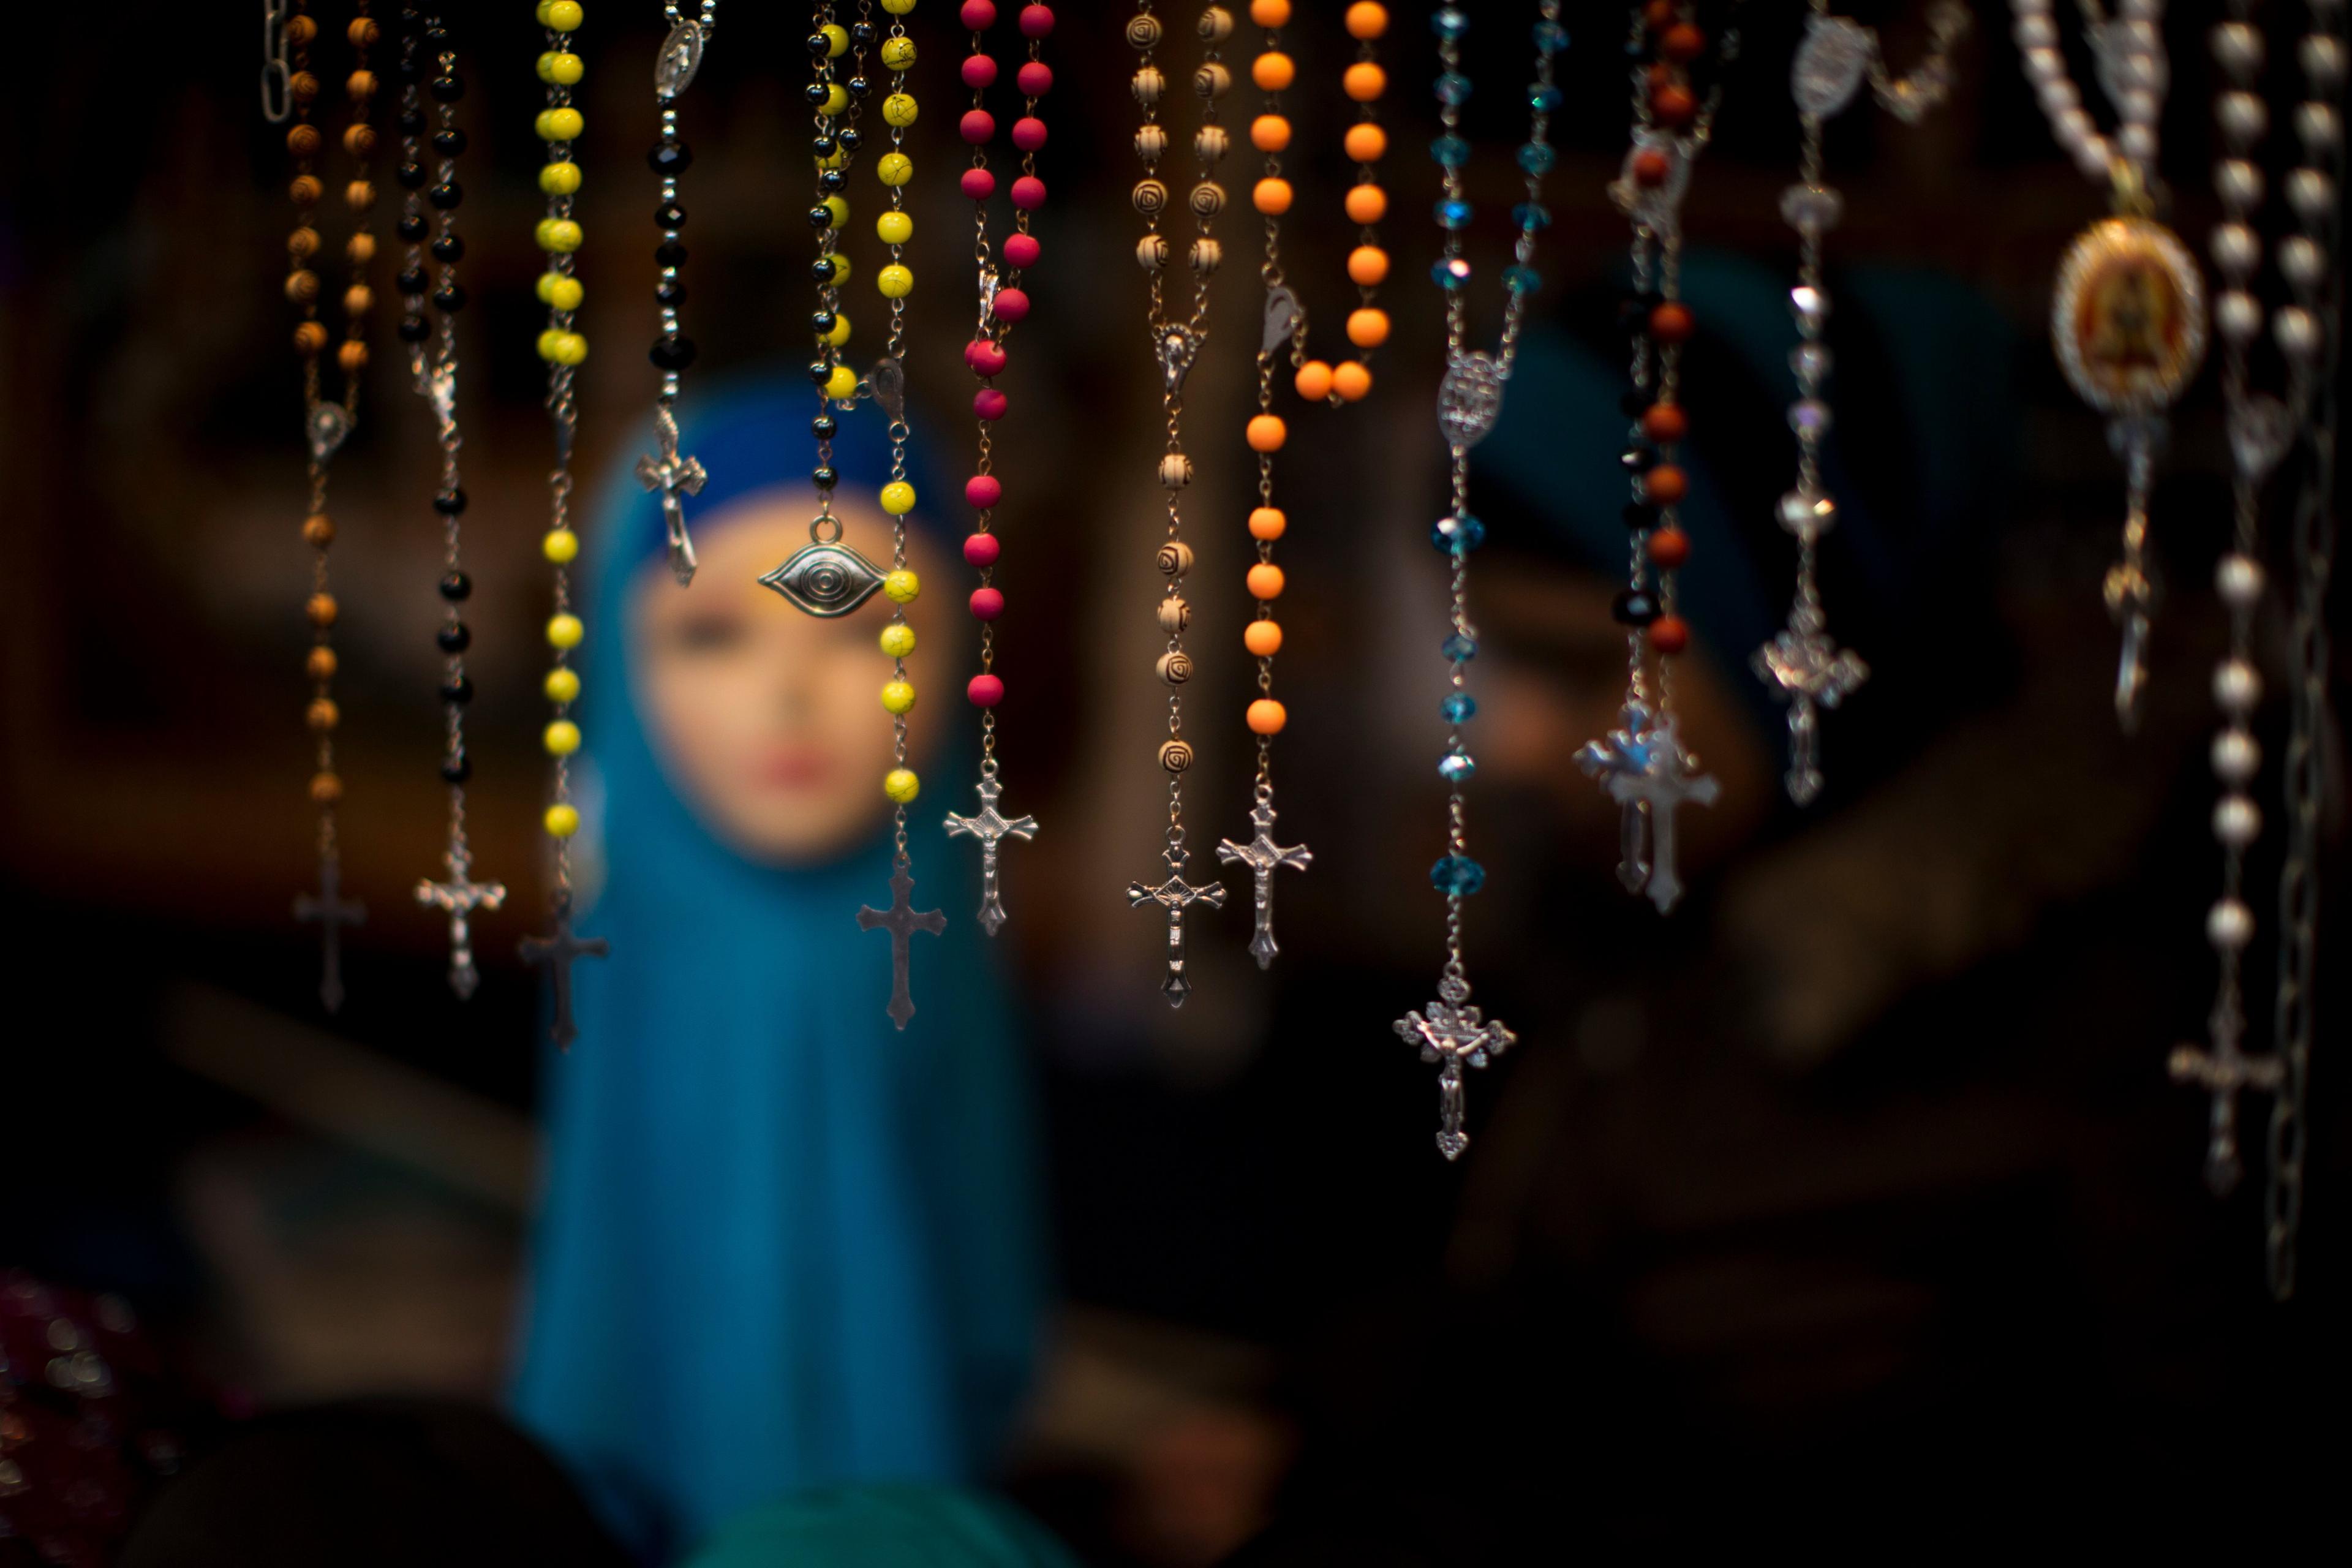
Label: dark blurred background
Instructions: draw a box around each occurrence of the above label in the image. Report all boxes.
[2,1,2346,1561]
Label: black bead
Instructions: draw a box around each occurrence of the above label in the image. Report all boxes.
[846,76,871,99]
[396,161,427,190]
[438,571,472,602]
[432,128,467,156]
[811,415,839,440]
[428,181,462,209]
[1622,501,1662,531]
[1610,589,1660,627]
[803,81,832,106]
[850,23,876,47]
[1618,388,1650,418]
[654,239,688,269]
[808,360,835,385]
[810,257,837,283]
[396,108,427,135]
[807,205,835,230]
[649,140,693,176]
[655,277,687,307]
[836,128,862,153]
[650,334,698,371]
[654,200,688,232]
[440,753,473,785]
[813,465,840,490]
[430,234,464,263]
[396,214,428,243]
[440,675,475,706]
[812,135,837,158]
[434,489,468,516]
[398,314,432,343]
[432,284,467,313]
[1620,442,1660,475]
[812,309,837,334]
[396,53,424,83]
[1616,291,1661,334]
[436,621,472,654]
[398,266,429,295]
[818,168,848,195]
[806,31,833,55]
[429,75,464,102]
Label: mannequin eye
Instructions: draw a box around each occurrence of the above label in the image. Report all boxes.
[758,541,884,618]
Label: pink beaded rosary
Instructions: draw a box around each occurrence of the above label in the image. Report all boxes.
[943,0,1052,935]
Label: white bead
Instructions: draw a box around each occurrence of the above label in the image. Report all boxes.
[2213,728,2261,783]
[2211,22,2264,83]
[2117,87,2160,127]
[2036,76,2081,115]
[2214,658,2263,714]
[2286,167,2336,222]
[2217,91,2268,149]
[2214,794,2262,848]
[2217,159,2264,213]
[2119,0,2160,21]
[2207,897,2255,951]
[2216,552,2266,608]
[2012,0,2052,12]
[2303,35,2348,92]
[2015,15,2059,51]
[2119,124,2158,164]
[2296,102,2343,157]
[2280,236,2326,289]
[2215,290,2263,344]
[2211,222,2261,279]
[2276,306,2322,363]
[2056,105,2097,151]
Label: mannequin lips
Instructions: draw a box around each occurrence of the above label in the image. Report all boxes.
[756,747,837,790]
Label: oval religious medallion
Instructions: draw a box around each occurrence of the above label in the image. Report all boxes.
[2051,217,2209,417]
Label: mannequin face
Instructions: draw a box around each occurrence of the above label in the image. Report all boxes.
[631,491,953,865]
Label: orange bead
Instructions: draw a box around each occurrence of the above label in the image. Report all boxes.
[286,124,321,158]
[1252,52,1295,91]
[1644,465,1688,504]
[1648,302,1695,344]
[1331,361,1373,401]
[1660,23,1706,63]
[1249,0,1291,23]
[344,179,376,212]
[1245,619,1284,657]
[1249,507,1288,541]
[1246,562,1287,601]
[1632,148,1673,188]
[1653,84,1698,128]
[309,772,343,805]
[347,17,380,46]
[1343,62,1386,102]
[293,321,330,356]
[1251,113,1292,152]
[289,174,323,205]
[1247,699,1288,736]
[1646,526,1691,569]
[1648,615,1691,655]
[1246,414,1287,453]
[1343,122,1387,164]
[1346,308,1390,348]
[306,698,340,733]
[307,592,338,627]
[1344,2,1389,39]
[1254,177,1294,214]
[336,339,369,374]
[1347,246,1389,287]
[1642,1,1675,31]
[1641,403,1687,443]
[306,646,338,680]
[1343,184,1387,224]
[342,123,376,159]
[301,513,334,547]
[1292,362,1333,402]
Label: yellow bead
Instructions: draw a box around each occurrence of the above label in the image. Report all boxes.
[822,83,848,116]
[881,37,916,70]
[882,93,918,127]
[535,271,583,311]
[551,331,588,366]
[879,623,916,659]
[876,263,914,299]
[824,364,859,402]
[823,313,851,348]
[876,210,913,245]
[545,668,581,704]
[536,51,584,85]
[880,482,916,516]
[881,0,916,13]
[823,195,850,230]
[877,152,914,187]
[544,720,582,756]
[544,803,581,839]
[884,768,921,804]
[821,22,850,56]
[543,529,579,564]
[881,680,916,714]
[536,328,564,360]
[535,107,584,141]
[543,1,583,32]
[538,160,582,195]
[883,568,919,603]
[825,252,851,284]
[535,217,583,253]
[548,613,584,649]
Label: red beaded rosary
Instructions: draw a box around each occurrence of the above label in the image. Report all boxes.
[943,0,1052,936]
[273,0,382,1014]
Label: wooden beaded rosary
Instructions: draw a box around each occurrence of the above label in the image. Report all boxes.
[394,9,507,999]
[636,1,719,587]
[271,0,382,1016]
[519,0,608,1048]
[943,0,1052,936]
[1124,2,1234,1009]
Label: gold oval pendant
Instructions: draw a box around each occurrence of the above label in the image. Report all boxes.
[2051,217,2209,416]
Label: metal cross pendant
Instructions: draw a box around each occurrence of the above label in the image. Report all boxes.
[1215,800,1311,970]
[1575,700,1659,895]
[2168,1000,2284,1195]
[635,409,707,587]
[1754,622,1868,805]
[293,856,366,1014]
[415,859,507,1000]
[1127,870,1227,1008]
[1393,977,1515,1161]
[519,891,609,1050]
[858,861,946,1030]
[1601,720,1719,914]
[943,776,1038,937]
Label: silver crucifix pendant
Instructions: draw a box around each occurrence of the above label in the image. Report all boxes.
[944,776,1038,937]
[636,407,707,587]
[520,891,609,1050]
[2168,995,2285,1195]
[293,855,366,1014]
[1575,700,1659,895]
[858,861,946,1030]
[1393,975,1515,1161]
[1128,869,1226,1008]
[1754,620,1868,805]
[1591,714,1719,914]
[416,856,507,1000]
[1215,799,1310,969]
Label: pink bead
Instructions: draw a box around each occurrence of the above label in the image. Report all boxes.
[960,1,997,28]
[960,167,997,200]
[1019,4,1054,38]
[966,474,1003,509]
[960,53,998,88]
[959,109,997,145]
[1009,176,1046,211]
[1011,116,1048,152]
[967,673,1005,707]
[969,587,1005,621]
[973,387,1009,421]
[992,287,1031,323]
[1016,60,1053,96]
[964,532,1001,566]
[967,339,1008,378]
[1001,234,1041,270]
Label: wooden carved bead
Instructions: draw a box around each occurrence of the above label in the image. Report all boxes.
[309,772,343,805]
[347,16,380,47]
[344,180,376,213]
[1188,238,1223,275]
[293,322,330,356]
[289,71,320,104]
[346,70,377,102]
[1156,541,1194,576]
[284,270,320,305]
[1193,126,1229,164]
[1156,650,1194,685]
[1131,64,1165,105]
[1157,454,1193,489]
[342,124,376,159]
[1136,234,1170,271]
[1156,596,1192,635]
[1135,124,1168,161]
[1189,181,1225,217]
[1199,6,1235,43]
[285,14,315,43]
[1126,14,1163,48]
[1158,738,1196,774]
[290,175,325,206]
[345,233,376,265]
[1194,62,1232,99]
[1132,178,1169,216]
[287,124,322,158]
[288,226,320,259]
[342,285,373,317]
[336,339,369,375]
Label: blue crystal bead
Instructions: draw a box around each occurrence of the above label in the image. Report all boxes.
[1434,72,1472,106]
[1435,198,1474,230]
[1441,632,1477,663]
[1431,256,1471,288]
[1431,8,1469,39]
[1431,513,1486,554]
[1512,202,1552,232]
[1502,265,1541,295]
[1430,134,1471,168]
[1516,141,1556,175]
[1441,692,1477,723]
[1438,751,1478,785]
[1527,83,1564,113]
[1533,20,1568,55]
[1431,854,1487,896]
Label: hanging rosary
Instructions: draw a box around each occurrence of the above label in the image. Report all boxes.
[271,0,381,1016]
[518,0,608,1048]
[941,0,1052,936]
[2011,0,2209,730]
[636,1,718,586]
[1123,2,1232,1009]
[1212,0,1321,971]
[1389,2,1563,1161]
[1576,1,1733,917]
[1289,2,1389,410]
[395,10,504,998]
[1756,3,1964,804]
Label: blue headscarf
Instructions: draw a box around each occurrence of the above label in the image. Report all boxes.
[511,380,1049,1564]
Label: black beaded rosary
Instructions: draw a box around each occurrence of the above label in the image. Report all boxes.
[637,2,718,586]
